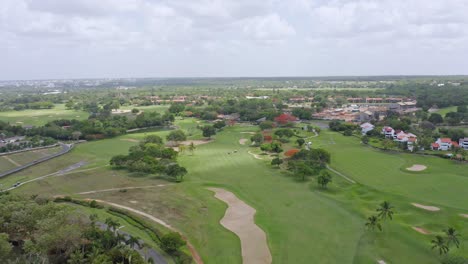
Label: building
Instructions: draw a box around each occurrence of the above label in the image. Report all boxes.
[459,138,468,150]
[432,138,455,151]
[360,122,374,135]
[382,126,395,138]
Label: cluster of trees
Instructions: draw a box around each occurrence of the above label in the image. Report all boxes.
[0,136,57,153]
[23,111,174,141]
[0,194,148,263]
[0,96,55,111]
[329,121,359,136]
[365,201,395,231]
[287,149,331,184]
[110,134,188,182]
[431,227,463,260]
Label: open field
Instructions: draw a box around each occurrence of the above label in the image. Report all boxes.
[254,87,384,91]
[2,120,467,263]
[120,104,170,113]
[0,104,89,126]
[436,106,458,116]
[0,146,62,174]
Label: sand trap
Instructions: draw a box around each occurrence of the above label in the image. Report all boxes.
[412,226,430,234]
[460,214,468,219]
[407,164,427,171]
[240,132,256,135]
[412,203,440,211]
[239,138,248,145]
[208,188,272,264]
[130,200,138,204]
[248,151,265,160]
[377,260,387,264]
[120,138,139,143]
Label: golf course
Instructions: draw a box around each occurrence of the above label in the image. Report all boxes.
[1,116,466,264]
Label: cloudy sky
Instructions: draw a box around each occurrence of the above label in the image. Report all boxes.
[1,0,468,80]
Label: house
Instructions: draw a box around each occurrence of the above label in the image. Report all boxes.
[459,138,468,150]
[360,122,374,135]
[432,138,454,151]
[382,126,395,138]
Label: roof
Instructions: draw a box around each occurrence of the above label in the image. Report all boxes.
[440,138,452,143]
[432,143,440,148]
[452,141,459,147]
[360,122,374,129]
[408,137,417,142]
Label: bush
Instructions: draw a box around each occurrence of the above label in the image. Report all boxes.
[161,232,186,254]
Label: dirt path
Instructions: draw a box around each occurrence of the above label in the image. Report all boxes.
[120,138,139,143]
[208,188,272,264]
[76,185,168,195]
[2,155,21,166]
[239,138,248,145]
[412,226,431,234]
[94,199,204,264]
[411,203,440,211]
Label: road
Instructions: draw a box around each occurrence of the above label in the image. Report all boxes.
[0,143,73,179]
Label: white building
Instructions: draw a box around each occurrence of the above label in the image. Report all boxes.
[360,122,374,135]
[459,138,468,150]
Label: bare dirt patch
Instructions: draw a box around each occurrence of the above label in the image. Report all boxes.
[412,226,431,234]
[406,164,427,171]
[411,203,440,211]
[208,188,272,264]
[239,138,248,145]
[120,138,139,143]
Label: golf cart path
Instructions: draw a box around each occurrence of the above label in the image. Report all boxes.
[93,199,204,264]
[326,165,356,184]
[2,155,21,166]
[208,187,272,264]
[76,184,169,195]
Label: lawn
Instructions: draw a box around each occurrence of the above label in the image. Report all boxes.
[3,122,468,263]
[0,146,62,174]
[0,104,89,126]
[435,105,465,117]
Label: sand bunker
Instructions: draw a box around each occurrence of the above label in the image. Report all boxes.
[412,226,430,234]
[208,188,272,264]
[377,260,387,264]
[460,214,468,219]
[248,151,265,160]
[239,138,248,145]
[406,164,427,171]
[411,203,440,211]
[240,132,256,135]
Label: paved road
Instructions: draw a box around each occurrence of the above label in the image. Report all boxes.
[0,143,73,179]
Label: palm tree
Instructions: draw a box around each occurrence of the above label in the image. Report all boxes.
[376,201,395,221]
[126,236,141,249]
[365,215,382,231]
[431,235,449,255]
[188,142,196,155]
[105,217,120,234]
[444,227,461,248]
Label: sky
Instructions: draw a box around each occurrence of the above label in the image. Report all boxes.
[1,0,468,80]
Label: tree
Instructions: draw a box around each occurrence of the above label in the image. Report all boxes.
[142,135,163,145]
[271,157,283,167]
[126,236,141,249]
[168,103,185,114]
[431,235,449,255]
[213,120,226,129]
[201,125,216,138]
[165,164,187,182]
[71,131,82,141]
[166,130,186,142]
[178,144,186,155]
[457,105,467,113]
[251,133,264,145]
[132,108,140,114]
[382,139,395,150]
[188,142,196,155]
[428,113,444,124]
[274,128,294,138]
[317,170,332,189]
[259,121,274,130]
[365,215,382,231]
[376,201,394,221]
[343,129,353,136]
[361,135,369,144]
[0,233,11,258]
[105,218,120,234]
[160,232,186,254]
[296,138,305,147]
[444,227,460,248]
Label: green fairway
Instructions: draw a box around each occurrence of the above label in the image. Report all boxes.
[0,104,89,126]
[3,122,467,263]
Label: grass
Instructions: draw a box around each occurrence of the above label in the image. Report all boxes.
[0,104,89,126]
[436,106,459,117]
[2,120,468,263]
[0,147,62,174]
